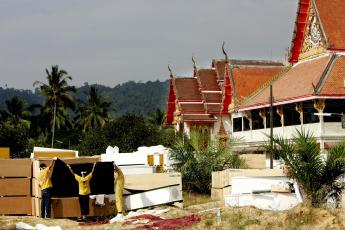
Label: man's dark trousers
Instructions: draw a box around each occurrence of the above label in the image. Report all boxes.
[41,188,52,218]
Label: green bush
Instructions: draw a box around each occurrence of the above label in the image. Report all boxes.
[170,131,245,193]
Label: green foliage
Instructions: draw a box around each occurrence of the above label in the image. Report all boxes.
[77,86,112,131]
[170,131,245,193]
[266,129,345,207]
[0,121,30,158]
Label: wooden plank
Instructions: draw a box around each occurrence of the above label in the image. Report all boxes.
[0,197,33,215]
[212,169,285,189]
[32,151,76,159]
[32,178,41,198]
[50,197,110,218]
[124,185,182,211]
[0,159,32,178]
[124,173,181,191]
[0,178,31,196]
[33,157,100,178]
[211,186,232,201]
[0,147,10,159]
[240,154,266,169]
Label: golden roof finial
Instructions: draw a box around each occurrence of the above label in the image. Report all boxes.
[168,64,173,79]
[222,42,229,63]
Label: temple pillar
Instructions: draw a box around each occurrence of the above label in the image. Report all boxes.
[259,109,266,129]
[314,99,326,137]
[295,103,303,125]
[244,111,252,130]
[276,106,284,127]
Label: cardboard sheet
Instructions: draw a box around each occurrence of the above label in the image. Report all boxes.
[0,159,32,177]
[0,178,31,196]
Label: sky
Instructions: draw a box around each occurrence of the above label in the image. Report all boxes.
[0,0,298,90]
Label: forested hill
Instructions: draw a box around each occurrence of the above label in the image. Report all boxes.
[0,80,169,116]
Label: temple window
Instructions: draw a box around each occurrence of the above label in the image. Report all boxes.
[233,117,242,132]
[303,101,319,124]
[283,104,301,126]
[243,116,250,131]
[252,110,264,130]
[324,100,345,122]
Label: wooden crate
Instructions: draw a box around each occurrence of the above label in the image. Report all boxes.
[212,169,285,189]
[211,186,232,201]
[0,147,10,159]
[31,178,41,198]
[0,197,34,215]
[32,151,77,159]
[0,159,32,178]
[0,178,31,196]
[33,157,100,178]
[240,154,266,169]
[125,173,182,191]
[50,197,110,218]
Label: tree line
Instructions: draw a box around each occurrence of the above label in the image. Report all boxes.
[0,65,174,157]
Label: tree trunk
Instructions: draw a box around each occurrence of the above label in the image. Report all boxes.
[51,100,57,148]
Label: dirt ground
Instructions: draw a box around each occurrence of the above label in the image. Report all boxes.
[1,193,345,230]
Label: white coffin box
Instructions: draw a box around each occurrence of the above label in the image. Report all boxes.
[231,176,289,194]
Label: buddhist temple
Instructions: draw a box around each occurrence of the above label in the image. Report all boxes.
[165,0,345,154]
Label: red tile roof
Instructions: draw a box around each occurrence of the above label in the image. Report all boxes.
[198,69,220,91]
[205,104,222,114]
[173,78,202,101]
[320,56,345,95]
[180,104,206,114]
[315,0,345,50]
[203,93,222,102]
[239,55,332,110]
[183,114,217,122]
[232,66,283,101]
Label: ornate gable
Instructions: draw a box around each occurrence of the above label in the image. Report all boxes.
[299,5,327,61]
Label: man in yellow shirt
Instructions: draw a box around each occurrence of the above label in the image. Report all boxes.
[38,158,56,218]
[110,163,125,223]
[68,162,96,220]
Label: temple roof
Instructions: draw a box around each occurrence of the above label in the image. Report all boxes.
[314,0,345,50]
[173,78,202,101]
[180,104,206,114]
[319,56,345,95]
[198,69,221,91]
[232,66,283,101]
[239,55,332,110]
[182,114,217,122]
[289,0,345,63]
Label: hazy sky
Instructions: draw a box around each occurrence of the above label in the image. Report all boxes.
[0,0,298,90]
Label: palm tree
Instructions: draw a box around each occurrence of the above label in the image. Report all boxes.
[78,86,111,131]
[2,96,31,128]
[34,65,76,147]
[266,129,345,207]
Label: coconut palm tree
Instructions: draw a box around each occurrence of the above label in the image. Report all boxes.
[78,86,111,131]
[266,129,345,207]
[33,65,76,147]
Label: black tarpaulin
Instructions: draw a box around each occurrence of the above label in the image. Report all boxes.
[51,158,114,197]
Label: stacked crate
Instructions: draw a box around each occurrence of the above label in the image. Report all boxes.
[0,159,34,215]
[211,169,232,201]
[32,157,111,218]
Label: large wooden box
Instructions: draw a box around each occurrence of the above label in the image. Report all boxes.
[32,157,100,178]
[0,147,10,159]
[0,197,34,215]
[0,159,32,178]
[211,186,232,201]
[50,197,110,218]
[125,173,182,191]
[0,178,31,196]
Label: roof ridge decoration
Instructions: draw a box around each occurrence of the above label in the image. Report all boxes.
[168,64,174,79]
[289,0,312,63]
[314,53,337,94]
[192,56,198,78]
[237,65,292,108]
[298,1,327,62]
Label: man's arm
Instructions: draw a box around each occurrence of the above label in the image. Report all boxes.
[67,164,74,175]
[91,162,97,174]
[48,158,57,178]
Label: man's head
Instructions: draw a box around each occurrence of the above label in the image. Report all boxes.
[39,163,47,171]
